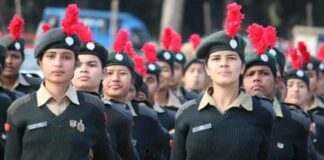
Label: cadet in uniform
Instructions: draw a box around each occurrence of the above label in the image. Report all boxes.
[242,26,310,159]
[171,3,274,160]
[182,34,206,95]
[4,5,114,159]
[155,27,185,110]
[102,29,139,160]
[168,31,198,101]
[72,25,137,160]
[142,42,176,131]
[0,15,42,94]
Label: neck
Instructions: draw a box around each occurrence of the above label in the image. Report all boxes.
[45,80,70,101]
[1,74,18,90]
[212,82,239,111]
[154,88,169,106]
[305,96,314,109]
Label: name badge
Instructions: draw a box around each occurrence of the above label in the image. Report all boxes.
[192,123,212,133]
[27,121,48,130]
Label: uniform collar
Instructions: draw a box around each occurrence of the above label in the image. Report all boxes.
[153,103,165,113]
[12,73,30,90]
[167,89,182,108]
[198,87,253,111]
[126,101,138,117]
[308,96,324,110]
[273,97,284,118]
[36,82,80,107]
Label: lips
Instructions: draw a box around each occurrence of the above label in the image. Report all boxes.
[52,70,64,76]
[78,76,90,81]
[109,84,122,89]
[251,85,263,91]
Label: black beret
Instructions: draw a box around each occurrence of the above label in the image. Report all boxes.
[196,30,246,61]
[79,42,108,67]
[157,49,175,71]
[0,35,25,59]
[34,28,81,58]
[284,69,309,88]
[244,52,277,78]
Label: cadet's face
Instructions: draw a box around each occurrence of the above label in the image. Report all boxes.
[156,61,172,88]
[183,63,206,91]
[317,71,324,95]
[305,70,317,93]
[143,74,159,101]
[243,65,276,99]
[205,50,243,86]
[72,55,103,92]
[172,62,183,86]
[284,79,308,108]
[39,48,76,84]
[102,65,133,100]
[2,50,23,77]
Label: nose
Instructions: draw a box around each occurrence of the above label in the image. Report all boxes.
[252,73,261,83]
[219,57,228,68]
[79,64,88,73]
[53,57,63,68]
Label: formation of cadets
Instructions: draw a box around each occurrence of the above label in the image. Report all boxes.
[0,2,324,160]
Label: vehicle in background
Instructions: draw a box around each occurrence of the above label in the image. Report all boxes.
[35,7,151,50]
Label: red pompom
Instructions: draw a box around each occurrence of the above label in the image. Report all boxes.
[142,42,157,64]
[317,44,324,61]
[264,26,277,48]
[170,31,182,53]
[189,33,201,52]
[134,55,147,77]
[113,28,130,53]
[246,23,267,55]
[288,48,302,70]
[61,4,80,36]
[8,15,24,41]
[42,24,51,33]
[297,41,310,62]
[161,27,174,50]
[74,22,94,43]
[224,3,244,38]
[124,41,136,58]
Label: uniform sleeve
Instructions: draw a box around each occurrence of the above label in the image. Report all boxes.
[116,120,139,160]
[4,114,23,160]
[170,115,188,160]
[92,111,114,160]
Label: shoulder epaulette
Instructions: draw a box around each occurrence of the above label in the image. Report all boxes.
[176,99,196,119]
[289,107,311,130]
[81,92,105,112]
[110,103,133,121]
[254,96,275,119]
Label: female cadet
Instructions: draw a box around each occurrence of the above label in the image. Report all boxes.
[171,3,274,160]
[71,24,137,160]
[243,25,309,160]
[4,4,113,160]
[182,34,207,95]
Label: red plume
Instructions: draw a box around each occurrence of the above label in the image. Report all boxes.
[42,24,51,33]
[134,55,147,77]
[171,31,182,53]
[8,15,24,41]
[113,28,130,53]
[124,41,137,58]
[142,42,157,64]
[224,3,244,38]
[289,48,302,70]
[317,44,324,62]
[74,22,93,43]
[297,41,310,62]
[189,33,201,52]
[61,4,80,36]
[264,25,277,48]
[246,23,267,55]
[161,27,174,50]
